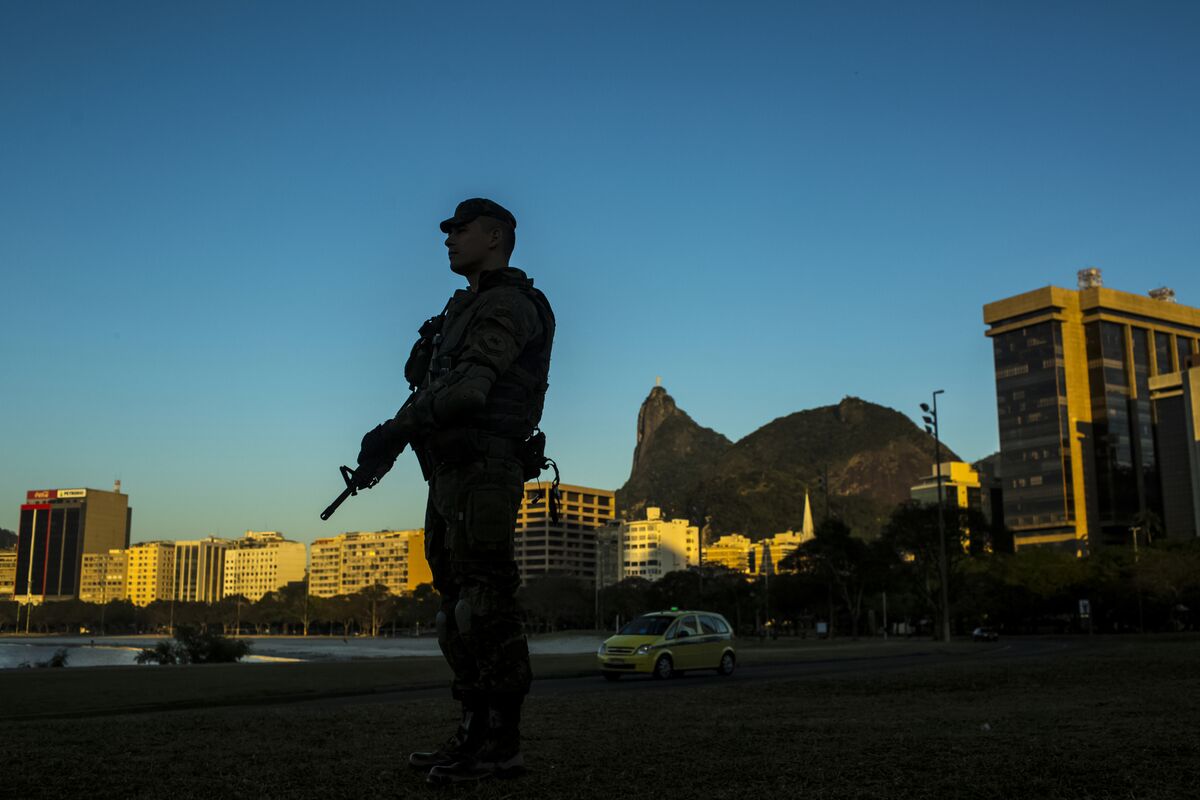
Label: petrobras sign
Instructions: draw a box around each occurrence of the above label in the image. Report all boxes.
[24,488,87,501]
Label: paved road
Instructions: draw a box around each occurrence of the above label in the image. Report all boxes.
[293,637,1076,710]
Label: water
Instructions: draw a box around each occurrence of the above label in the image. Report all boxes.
[0,633,604,669]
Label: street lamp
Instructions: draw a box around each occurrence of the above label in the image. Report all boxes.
[920,390,951,644]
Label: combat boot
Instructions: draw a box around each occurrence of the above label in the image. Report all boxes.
[408,695,487,771]
[426,696,525,785]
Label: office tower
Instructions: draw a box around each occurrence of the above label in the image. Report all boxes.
[15,484,131,602]
[593,523,624,591]
[1149,360,1200,537]
[984,270,1200,552]
[308,530,431,598]
[173,538,232,603]
[515,483,616,583]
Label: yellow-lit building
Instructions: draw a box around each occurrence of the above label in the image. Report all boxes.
[310,537,341,598]
[1149,362,1200,537]
[126,541,175,606]
[0,549,16,600]
[704,534,753,573]
[984,270,1200,553]
[308,530,431,598]
[910,462,982,509]
[78,549,128,603]
[173,537,231,603]
[515,483,616,583]
[910,461,985,552]
[223,531,306,602]
[755,530,812,575]
[622,507,699,581]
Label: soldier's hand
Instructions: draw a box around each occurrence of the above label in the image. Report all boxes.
[358,422,396,465]
[352,452,397,489]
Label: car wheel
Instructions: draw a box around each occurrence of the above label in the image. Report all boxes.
[652,654,674,680]
[602,671,621,682]
[717,651,735,676]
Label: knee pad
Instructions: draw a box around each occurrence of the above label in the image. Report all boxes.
[454,599,473,635]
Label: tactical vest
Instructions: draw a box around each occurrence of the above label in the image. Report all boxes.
[406,269,555,441]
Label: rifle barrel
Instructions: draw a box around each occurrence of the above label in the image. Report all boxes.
[320,485,355,521]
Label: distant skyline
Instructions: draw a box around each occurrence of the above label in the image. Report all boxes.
[3,2,1198,543]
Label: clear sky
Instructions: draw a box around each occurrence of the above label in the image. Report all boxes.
[3,1,1198,543]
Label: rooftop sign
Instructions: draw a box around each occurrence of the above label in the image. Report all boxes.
[25,489,87,501]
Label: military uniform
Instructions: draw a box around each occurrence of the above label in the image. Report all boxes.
[415,265,553,702]
[396,240,553,782]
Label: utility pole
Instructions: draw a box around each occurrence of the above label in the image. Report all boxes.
[921,390,951,643]
[1130,525,1144,633]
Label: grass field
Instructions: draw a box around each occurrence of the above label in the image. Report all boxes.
[2,636,1197,799]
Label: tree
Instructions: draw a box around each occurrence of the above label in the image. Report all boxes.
[597,578,653,631]
[790,519,895,638]
[521,576,591,632]
[880,501,981,639]
[354,583,393,637]
[1134,541,1200,630]
[276,579,312,635]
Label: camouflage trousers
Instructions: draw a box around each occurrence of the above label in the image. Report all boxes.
[425,455,532,701]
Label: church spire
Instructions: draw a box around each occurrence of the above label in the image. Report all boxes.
[802,491,815,539]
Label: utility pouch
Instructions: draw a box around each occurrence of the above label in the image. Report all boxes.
[465,487,514,554]
[519,430,547,481]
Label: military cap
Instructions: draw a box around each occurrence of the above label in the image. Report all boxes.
[439,198,517,233]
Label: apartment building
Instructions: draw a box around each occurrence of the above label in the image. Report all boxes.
[308,530,431,598]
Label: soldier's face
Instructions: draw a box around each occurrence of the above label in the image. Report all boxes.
[444,219,490,276]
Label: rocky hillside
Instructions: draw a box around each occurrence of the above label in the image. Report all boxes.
[615,388,958,539]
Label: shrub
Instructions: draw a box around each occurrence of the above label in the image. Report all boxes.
[135,626,251,665]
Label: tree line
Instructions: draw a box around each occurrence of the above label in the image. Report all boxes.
[3,503,1198,638]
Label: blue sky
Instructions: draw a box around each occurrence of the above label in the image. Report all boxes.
[3,1,1198,543]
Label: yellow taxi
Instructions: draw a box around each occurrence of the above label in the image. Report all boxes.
[597,609,736,681]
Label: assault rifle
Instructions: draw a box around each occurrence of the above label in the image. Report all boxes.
[318,441,406,521]
[320,397,416,520]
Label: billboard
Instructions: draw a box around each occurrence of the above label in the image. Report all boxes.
[24,489,87,501]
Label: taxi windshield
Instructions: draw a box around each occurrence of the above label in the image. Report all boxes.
[618,615,675,636]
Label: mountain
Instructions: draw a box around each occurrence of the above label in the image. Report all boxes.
[617,385,731,522]
[615,388,958,539]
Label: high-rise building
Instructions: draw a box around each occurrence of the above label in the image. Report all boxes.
[984,271,1200,552]
[78,549,128,603]
[15,485,132,602]
[594,523,624,590]
[308,530,431,598]
[621,507,699,581]
[515,483,616,583]
[173,538,232,603]
[1149,360,1200,538]
[223,531,306,602]
[126,541,175,606]
[0,549,16,600]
